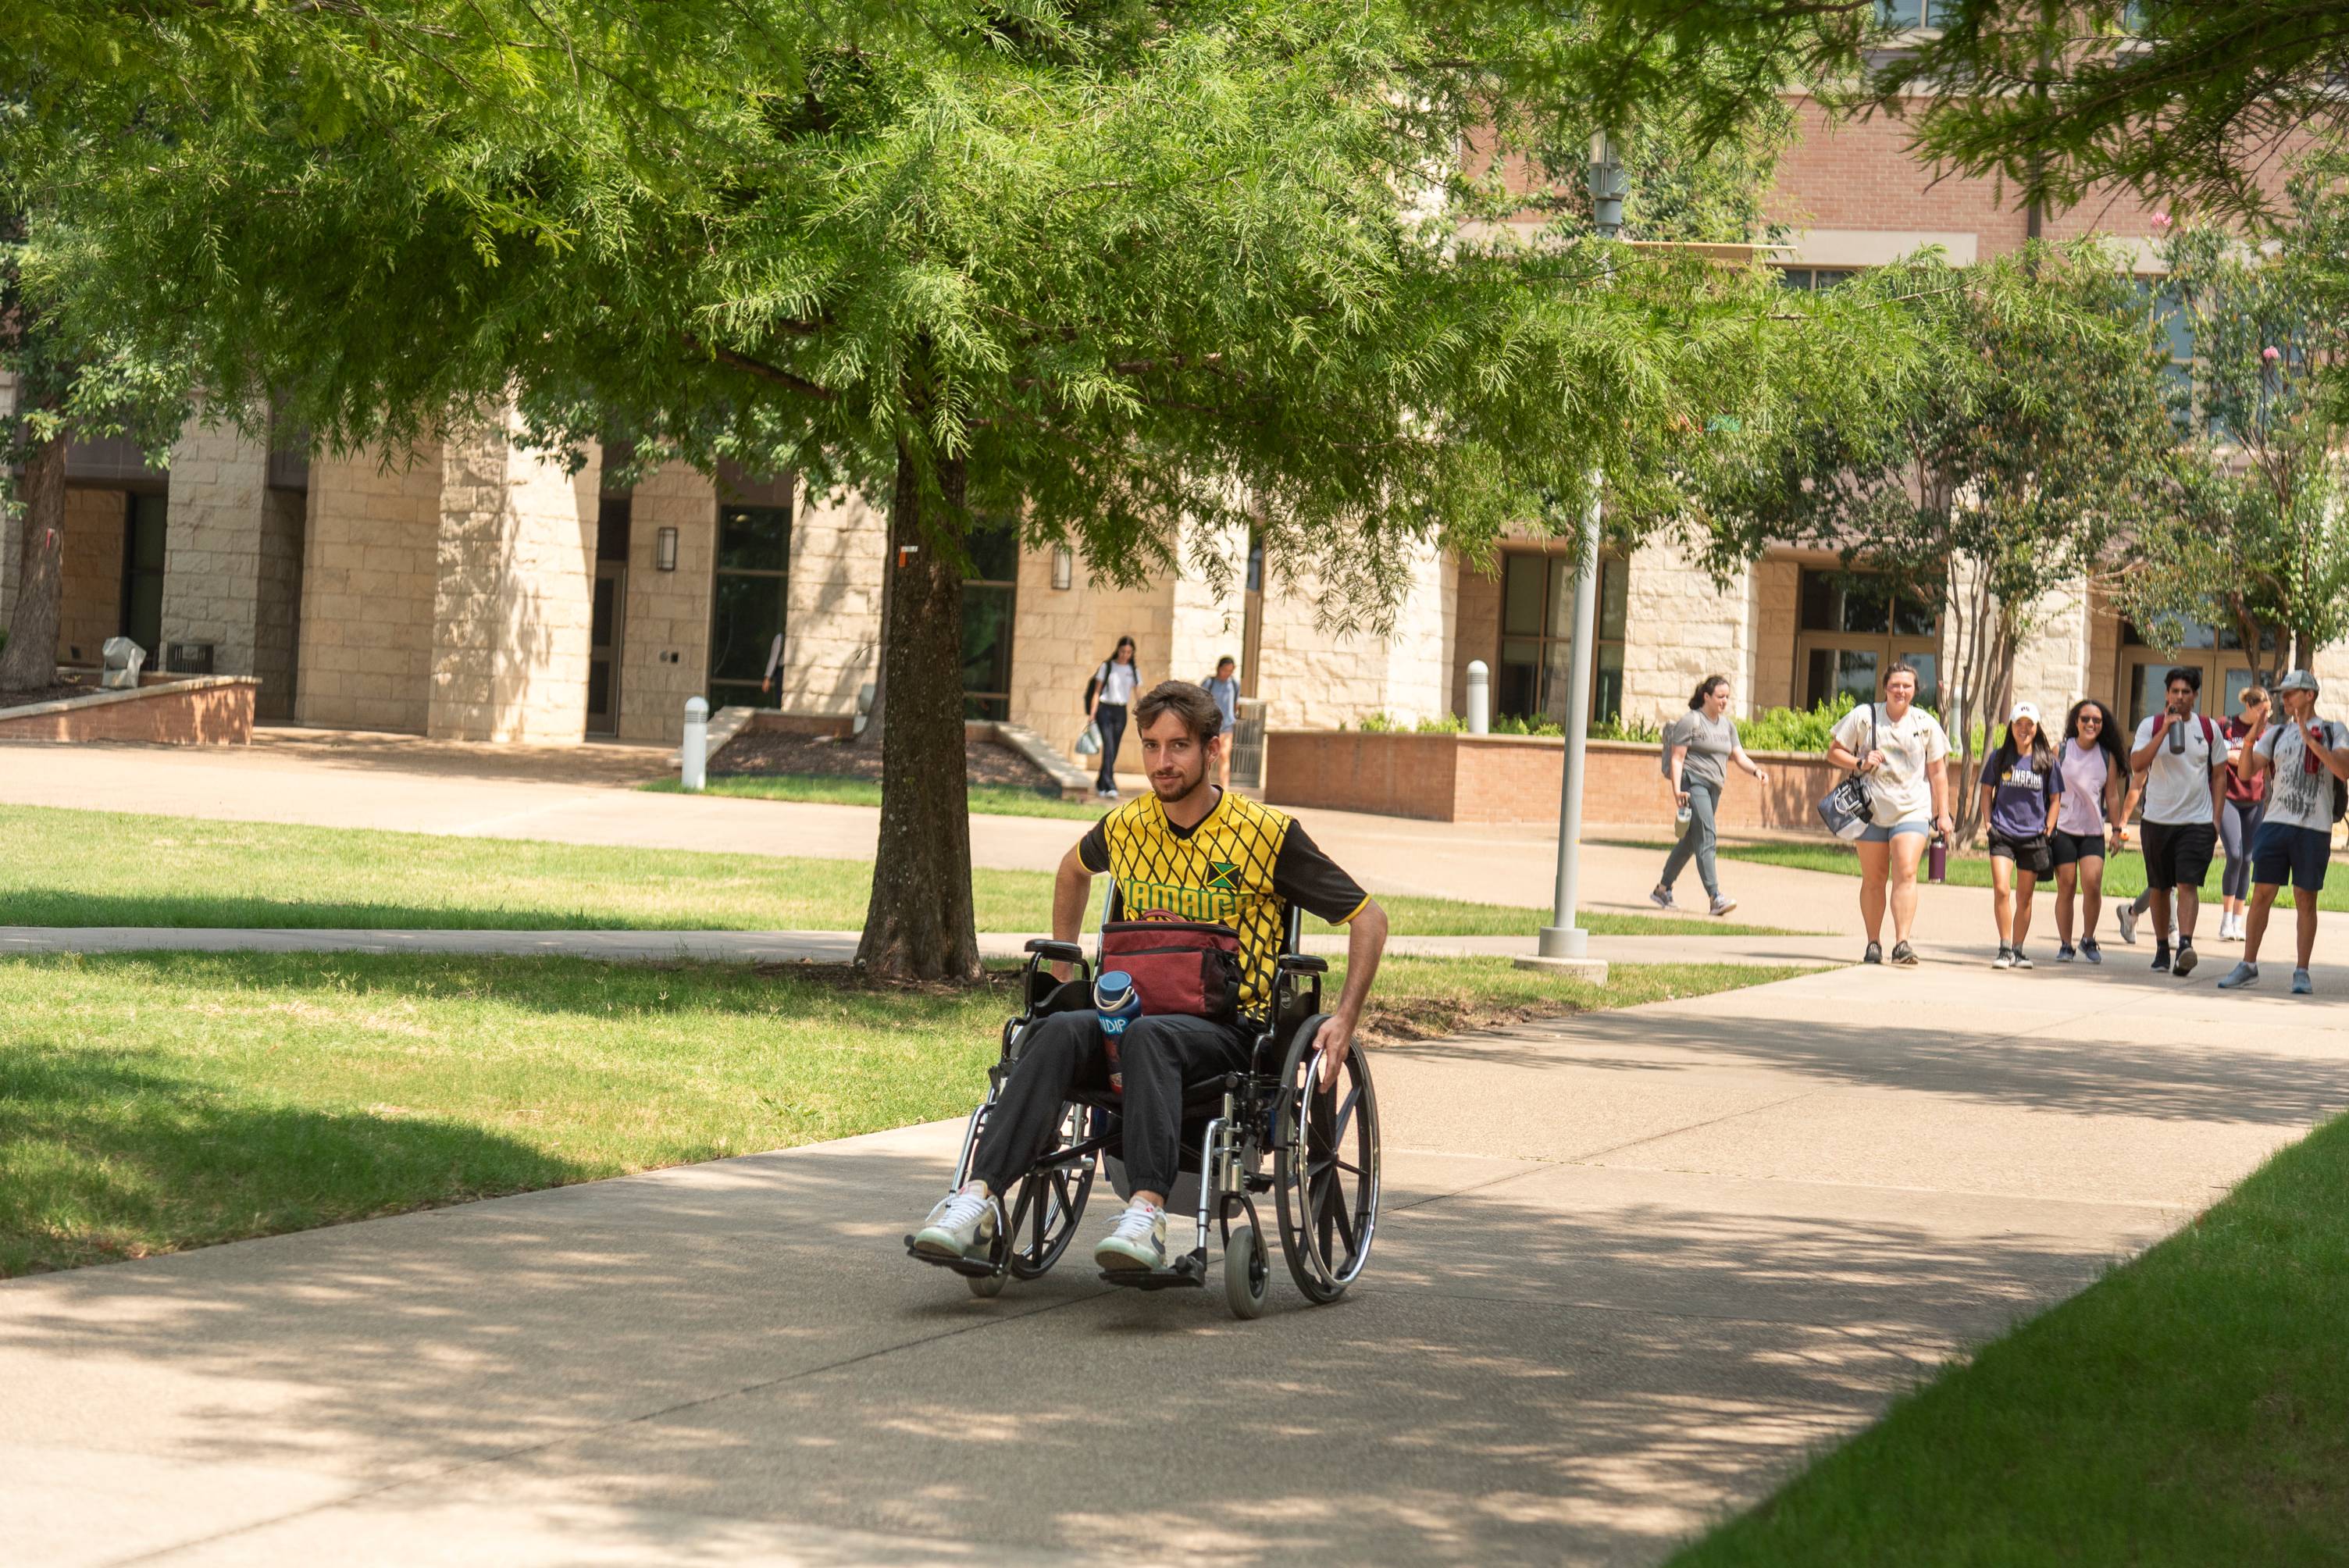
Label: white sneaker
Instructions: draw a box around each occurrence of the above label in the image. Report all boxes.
[1649,886,1676,911]
[1709,894,1738,917]
[912,1189,996,1260]
[1093,1200,1167,1273]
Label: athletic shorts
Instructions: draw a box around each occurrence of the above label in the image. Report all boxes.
[2049,829,2106,868]
[2250,821,2333,892]
[1858,818,1934,844]
[2141,819,2218,892]
[1987,832,2053,878]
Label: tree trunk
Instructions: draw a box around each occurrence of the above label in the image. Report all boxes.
[0,430,69,692]
[854,440,982,984]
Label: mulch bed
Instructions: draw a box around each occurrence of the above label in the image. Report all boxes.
[714,730,1062,791]
[0,678,100,710]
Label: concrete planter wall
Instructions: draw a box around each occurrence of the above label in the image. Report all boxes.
[0,675,258,745]
[1264,729,1845,829]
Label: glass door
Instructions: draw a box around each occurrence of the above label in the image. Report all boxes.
[587,561,626,736]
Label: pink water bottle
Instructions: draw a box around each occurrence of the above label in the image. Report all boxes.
[1928,831,1948,884]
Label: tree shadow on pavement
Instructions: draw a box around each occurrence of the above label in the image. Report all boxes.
[2,1139,2130,1567]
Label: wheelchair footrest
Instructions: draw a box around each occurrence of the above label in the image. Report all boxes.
[904,1237,1003,1279]
[1098,1256,1207,1291]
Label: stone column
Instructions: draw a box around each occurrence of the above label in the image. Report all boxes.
[1164,516,1248,686]
[779,483,885,716]
[298,444,441,732]
[615,461,718,744]
[159,416,280,700]
[2005,574,2092,722]
[426,414,600,743]
[1621,533,1754,725]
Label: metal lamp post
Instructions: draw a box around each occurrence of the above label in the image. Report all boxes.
[1526,132,1626,978]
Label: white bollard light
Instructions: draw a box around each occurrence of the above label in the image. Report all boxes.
[682,697,709,793]
[1466,660,1489,735]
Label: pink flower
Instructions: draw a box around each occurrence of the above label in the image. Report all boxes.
[2151,212,2171,229]
[2264,345,2283,363]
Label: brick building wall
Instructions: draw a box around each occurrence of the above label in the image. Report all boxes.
[1008,555,1172,772]
[426,415,600,743]
[57,486,128,665]
[297,444,441,732]
[616,461,719,745]
[776,484,885,718]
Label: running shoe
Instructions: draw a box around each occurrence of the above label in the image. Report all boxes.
[1709,894,1739,918]
[2151,946,2171,973]
[2294,968,2314,996]
[2011,949,2034,970]
[2056,944,2076,964]
[1889,940,1919,967]
[2116,903,2138,945]
[1093,1200,1167,1273]
[912,1189,996,1261]
[1863,942,1882,965]
[2217,961,2259,990]
[1649,886,1677,911]
[2080,939,2103,965]
[1992,946,2014,970]
[2174,943,2198,978]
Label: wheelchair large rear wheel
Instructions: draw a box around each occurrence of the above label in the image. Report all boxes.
[1007,1102,1096,1279]
[1272,1016,1380,1303]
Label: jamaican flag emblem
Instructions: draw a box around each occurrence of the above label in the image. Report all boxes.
[1206,860,1241,892]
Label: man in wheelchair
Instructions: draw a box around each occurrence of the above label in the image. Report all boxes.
[913,679,1388,1274]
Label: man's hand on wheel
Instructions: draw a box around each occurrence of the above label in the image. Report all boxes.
[1312,1014,1356,1092]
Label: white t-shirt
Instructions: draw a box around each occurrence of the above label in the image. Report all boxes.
[2254,718,2348,833]
[1096,661,1139,706]
[2133,711,2226,826]
[1830,703,1951,826]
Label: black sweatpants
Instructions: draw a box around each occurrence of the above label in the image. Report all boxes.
[969,1009,1252,1199]
[1093,702,1128,792]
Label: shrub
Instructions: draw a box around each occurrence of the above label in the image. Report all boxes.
[1414,712,1468,733]
[1736,693,1858,753]
[1589,714,1663,743]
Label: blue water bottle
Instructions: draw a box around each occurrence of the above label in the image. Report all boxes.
[1094,969,1143,1094]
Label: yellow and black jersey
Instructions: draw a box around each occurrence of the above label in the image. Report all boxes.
[1078,789,1371,1018]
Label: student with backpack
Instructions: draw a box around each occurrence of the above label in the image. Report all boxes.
[2127,666,2230,976]
[2217,669,2349,995]
[1649,675,1770,917]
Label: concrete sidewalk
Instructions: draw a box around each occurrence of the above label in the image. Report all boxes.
[9,958,2346,1566]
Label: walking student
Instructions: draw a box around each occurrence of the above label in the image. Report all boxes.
[1826,662,1953,967]
[2217,685,2270,941]
[2218,670,2348,996]
[1203,655,1241,792]
[2050,699,2126,964]
[1979,702,2062,969]
[2128,666,2229,976]
[1651,675,1771,918]
[1086,635,1141,800]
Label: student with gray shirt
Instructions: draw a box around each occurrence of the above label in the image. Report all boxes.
[1651,675,1771,917]
[2218,668,2349,995]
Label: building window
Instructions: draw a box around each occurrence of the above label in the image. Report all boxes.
[1796,567,1941,710]
[1877,0,1936,28]
[1495,551,1626,726]
[119,493,168,662]
[707,501,790,708]
[961,518,1018,721]
[2119,616,2273,731]
[1773,266,1859,291]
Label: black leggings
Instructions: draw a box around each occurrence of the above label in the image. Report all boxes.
[970,1009,1252,1199]
[1094,702,1128,792]
[2222,798,2265,900]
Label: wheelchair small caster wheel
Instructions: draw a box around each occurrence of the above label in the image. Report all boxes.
[967,1268,1007,1299]
[1224,1224,1269,1320]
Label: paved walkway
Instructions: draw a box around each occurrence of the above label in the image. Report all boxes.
[9,958,2347,1566]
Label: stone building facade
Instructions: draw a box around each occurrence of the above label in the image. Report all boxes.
[8,96,2347,757]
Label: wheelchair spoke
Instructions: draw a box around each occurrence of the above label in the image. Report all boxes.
[1328,1082,1362,1151]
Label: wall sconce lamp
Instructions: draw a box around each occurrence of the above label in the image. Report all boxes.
[656,526,679,572]
[1051,546,1074,591]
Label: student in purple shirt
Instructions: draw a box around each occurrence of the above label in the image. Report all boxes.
[1977,702,2063,969]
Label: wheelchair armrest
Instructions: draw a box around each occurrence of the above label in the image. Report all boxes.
[1025,939,1087,964]
[1274,954,1329,976]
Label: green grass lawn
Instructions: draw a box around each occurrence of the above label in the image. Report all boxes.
[643,772,1108,820]
[1667,1110,2349,1566]
[0,804,1802,939]
[0,951,1801,1277]
[1606,835,2349,914]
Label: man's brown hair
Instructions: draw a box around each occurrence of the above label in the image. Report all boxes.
[1134,679,1224,742]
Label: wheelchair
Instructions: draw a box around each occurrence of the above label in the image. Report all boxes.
[905,884,1381,1318]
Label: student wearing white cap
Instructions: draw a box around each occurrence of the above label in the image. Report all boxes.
[1977,701,2062,968]
[2217,669,2349,995]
